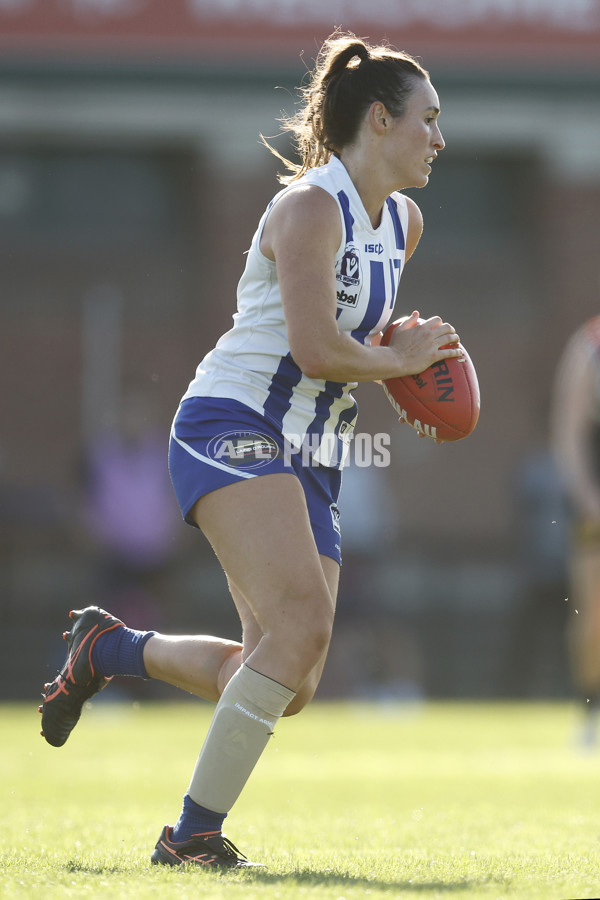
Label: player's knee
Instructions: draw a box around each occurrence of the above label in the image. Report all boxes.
[292,609,333,672]
[306,617,332,657]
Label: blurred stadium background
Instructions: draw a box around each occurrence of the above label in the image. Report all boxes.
[1,0,599,703]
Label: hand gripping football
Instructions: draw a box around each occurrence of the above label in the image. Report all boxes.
[380,319,480,442]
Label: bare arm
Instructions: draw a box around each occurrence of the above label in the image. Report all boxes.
[260,185,461,382]
[404,195,424,262]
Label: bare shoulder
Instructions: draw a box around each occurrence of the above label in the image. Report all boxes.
[404,195,423,227]
[403,195,424,261]
[261,184,342,261]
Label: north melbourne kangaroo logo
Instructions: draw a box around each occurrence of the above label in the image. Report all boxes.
[337,243,361,287]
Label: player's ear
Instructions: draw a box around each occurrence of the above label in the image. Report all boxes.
[370,102,391,135]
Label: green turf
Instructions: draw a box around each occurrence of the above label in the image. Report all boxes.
[2,699,600,898]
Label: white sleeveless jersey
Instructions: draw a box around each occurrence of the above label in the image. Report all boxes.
[182,155,409,467]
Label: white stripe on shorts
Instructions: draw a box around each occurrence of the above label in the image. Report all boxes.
[171,431,257,479]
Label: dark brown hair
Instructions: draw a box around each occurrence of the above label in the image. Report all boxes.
[263,31,430,183]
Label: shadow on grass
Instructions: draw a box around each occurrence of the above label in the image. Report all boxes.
[62,859,509,894]
[65,860,134,875]
[247,868,508,894]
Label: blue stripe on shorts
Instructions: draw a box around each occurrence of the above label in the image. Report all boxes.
[168,396,342,564]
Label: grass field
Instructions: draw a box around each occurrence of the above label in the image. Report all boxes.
[2,699,600,899]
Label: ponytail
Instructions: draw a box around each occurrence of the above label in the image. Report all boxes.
[262,31,429,184]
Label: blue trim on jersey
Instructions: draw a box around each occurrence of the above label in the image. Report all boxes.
[337,190,355,242]
[334,401,358,439]
[305,380,345,447]
[389,258,397,301]
[263,352,304,428]
[388,257,402,307]
[351,259,386,344]
[386,197,405,250]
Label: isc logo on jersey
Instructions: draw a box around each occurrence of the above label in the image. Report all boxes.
[336,242,361,309]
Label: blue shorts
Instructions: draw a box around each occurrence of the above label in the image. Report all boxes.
[168,396,342,565]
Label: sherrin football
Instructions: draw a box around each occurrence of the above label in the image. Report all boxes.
[380,319,480,442]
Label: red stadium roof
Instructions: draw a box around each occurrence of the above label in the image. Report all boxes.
[0,0,599,69]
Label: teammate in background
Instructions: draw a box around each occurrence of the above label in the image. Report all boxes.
[40,31,461,867]
[552,316,600,745]
[82,387,179,613]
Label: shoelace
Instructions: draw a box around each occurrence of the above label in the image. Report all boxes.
[206,834,247,861]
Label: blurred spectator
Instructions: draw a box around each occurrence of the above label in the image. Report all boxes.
[552,316,600,744]
[81,386,179,650]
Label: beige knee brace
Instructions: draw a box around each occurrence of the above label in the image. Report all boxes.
[188,664,295,814]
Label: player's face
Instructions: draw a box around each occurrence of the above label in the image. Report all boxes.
[384,79,445,190]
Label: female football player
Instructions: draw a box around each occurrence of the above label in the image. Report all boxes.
[41,30,460,867]
[553,316,600,746]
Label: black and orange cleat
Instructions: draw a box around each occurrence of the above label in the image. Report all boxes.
[40,606,124,747]
[151,825,264,869]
